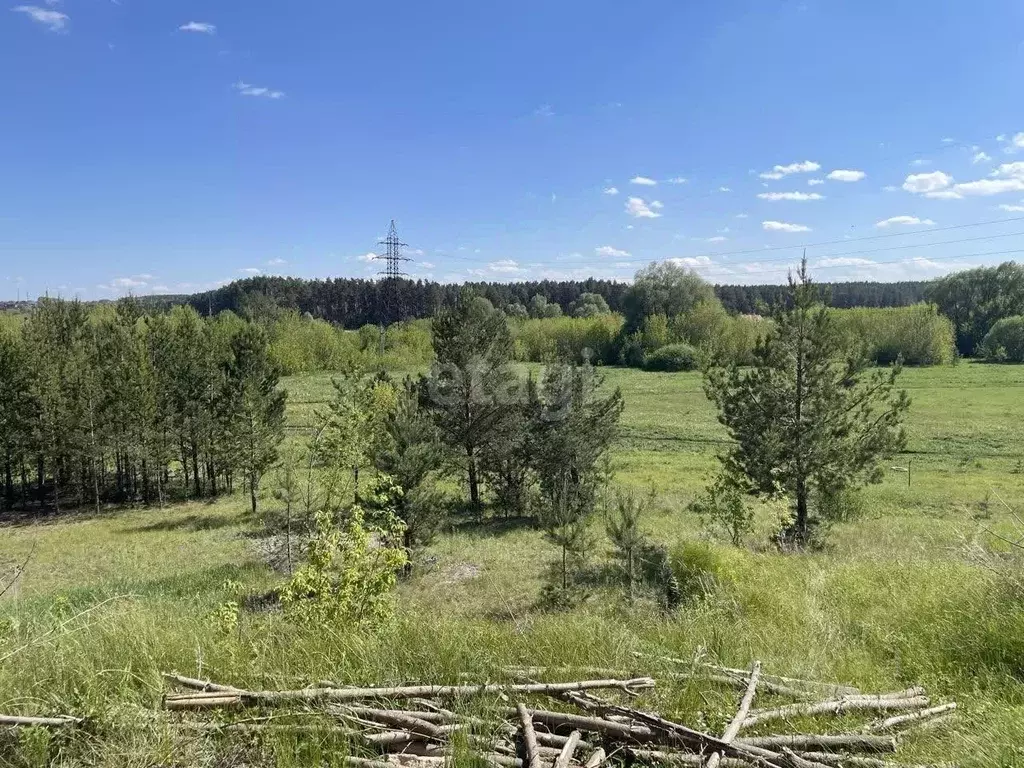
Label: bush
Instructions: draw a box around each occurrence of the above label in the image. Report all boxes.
[980,315,1024,362]
[830,304,956,366]
[643,343,699,372]
[512,315,623,363]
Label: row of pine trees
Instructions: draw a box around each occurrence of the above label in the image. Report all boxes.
[0,298,285,514]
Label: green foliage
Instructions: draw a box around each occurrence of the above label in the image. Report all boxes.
[927,261,1024,356]
[605,490,651,601]
[689,475,754,546]
[643,342,699,372]
[569,292,611,318]
[512,315,623,363]
[425,290,517,508]
[831,304,957,366]
[622,261,716,332]
[280,505,407,626]
[268,312,363,375]
[704,261,910,546]
[979,315,1024,362]
[528,294,563,319]
[640,313,672,353]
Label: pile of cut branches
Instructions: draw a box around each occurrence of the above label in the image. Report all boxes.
[159,661,956,768]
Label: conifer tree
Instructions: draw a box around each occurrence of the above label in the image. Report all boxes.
[704,260,910,545]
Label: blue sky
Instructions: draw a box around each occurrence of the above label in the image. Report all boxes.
[4,1,1024,300]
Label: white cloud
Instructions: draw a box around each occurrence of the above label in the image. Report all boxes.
[757,191,824,201]
[111,277,147,289]
[625,197,661,218]
[762,220,811,233]
[759,161,820,180]
[668,256,712,268]
[12,5,68,31]
[266,257,287,266]
[902,171,953,195]
[718,186,731,192]
[827,169,866,182]
[595,245,631,258]
[705,236,727,243]
[488,259,522,273]
[807,178,824,186]
[973,151,992,164]
[998,204,1024,212]
[179,21,216,34]
[883,185,899,192]
[910,158,931,167]
[876,215,935,227]
[421,261,436,269]
[239,267,262,275]
[233,81,285,99]
[817,257,877,267]
[650,200,664,209]
[735,213,749,218]
[603,186,619,195]
[993,161,1024,179]
[667,176,688,184]
[533,104,554,118]
[358,252,377,263]
[941,137,955,144]
[630,175,657,186]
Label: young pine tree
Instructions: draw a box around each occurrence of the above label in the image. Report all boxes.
[425,291,517,509]
[704,259,909,546]
[221,323,287,516]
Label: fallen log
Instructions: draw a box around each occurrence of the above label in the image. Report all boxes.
[742,697,929,729]
[630,749,750,767]
[164,678,656,711]
[707,661,762,768]
[0,714,83,728]
[552,730,582,768]
[584,748,606,768]
[335,707,447,740]
[737,735,897,754]
[517,703,542,768]
[794,752,947,768]
[162,672,241,693]
[863,702,956,734]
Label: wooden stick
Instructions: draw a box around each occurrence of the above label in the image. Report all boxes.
[863,702,956,733]
[162,672,240,693]
[165,678,656,711]
[742,697,929,729]
[517,704,542,768]
[552,730,581,768]
[631,653,860,697]
[794,753,944,768]
[0,714,83,728]
[335,707,447,739]
[707,661,762,768]
[536,731,591,750]
[737,735,897,753]
[629,750,752,767]
[344,758,401,768]
[583,748,606,768]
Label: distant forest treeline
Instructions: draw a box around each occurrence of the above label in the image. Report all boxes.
[139,275,930,327]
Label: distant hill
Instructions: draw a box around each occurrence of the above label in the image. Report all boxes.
[138,275,931,326]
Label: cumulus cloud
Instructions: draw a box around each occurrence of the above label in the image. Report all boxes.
[667,176,688,184]
[179,21,216,33]
[233,81,285,99]
[630,175,657,186]
[12,5,68,31]
[488,259,522,273]
[973,151,992,164]
[718,186,731,192]
[239,267,262,275]
[111,277,147,289]
[807,178,825,186]
[759,161,820,180]
[827,169,866,182]
[998,203,1024,212]
[625,197,662,218]
[902,171,954,196]
[876,215,935,227]
[668,256,712,268]
[757,191,824,201]
[650,200,664,209]
[358,252,377,263]
[762,220,811,233]
[948,178,1024,197]
[603,186,619,195]
[595,245,631,258]
[705,236,727,243]
[266,258,287,266]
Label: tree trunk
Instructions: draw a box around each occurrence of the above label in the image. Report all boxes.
[4,451,12,510]
[249,473,258,517]
[466,444,479,508]
[794,480,808,543]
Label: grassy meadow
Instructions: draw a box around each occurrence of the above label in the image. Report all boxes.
[2,362,1024,766]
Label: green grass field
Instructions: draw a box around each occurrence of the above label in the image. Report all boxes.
[2,362,1024,766]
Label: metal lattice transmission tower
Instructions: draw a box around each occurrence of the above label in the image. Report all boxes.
[373,219,414,356]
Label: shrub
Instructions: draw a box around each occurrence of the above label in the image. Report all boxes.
[512,315,623,363]
[643,343,699,372]
[689,476,754,546]
[979,315,1024,362]
[831,304,956,366]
